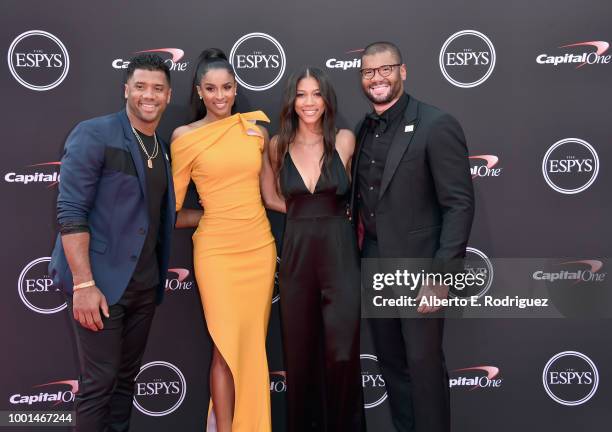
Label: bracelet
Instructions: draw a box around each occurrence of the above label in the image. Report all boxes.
[73,280,96,291]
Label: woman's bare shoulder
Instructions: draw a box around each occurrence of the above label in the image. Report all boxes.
[335,128,356,156]
[171,120,205,143]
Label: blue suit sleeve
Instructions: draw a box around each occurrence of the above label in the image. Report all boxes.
[56,122,105,231]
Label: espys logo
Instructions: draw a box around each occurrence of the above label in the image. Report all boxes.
[533,260,607,284]
[4,161,60,186]
[450,366,502,390]
[7,30,70,91]
[112,48,188,72]
[360,354,387,409]
[469,155,502,179]
[165,268,194,292]
[9,380,78,406]
[542,138,599,194]
[18,257,66,314]
[270,371,287,393]
[439,30,496,88]
[272,256,281,304]
[537,41,611,68]
[133,361,186,417]
[229,32,286,91]
[543,351,599,406]
[326,49,363,70]
[451,247,494,298]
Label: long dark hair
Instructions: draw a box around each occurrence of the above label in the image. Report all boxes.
[189,48,236,121]
[275,67,337,176]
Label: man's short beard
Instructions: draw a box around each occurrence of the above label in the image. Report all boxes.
[364,79,402,105]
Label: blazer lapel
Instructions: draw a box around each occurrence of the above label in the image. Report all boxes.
[160,139,175,216]
[119,110,148,201]
[350,119,368,213]
[379,97,420,200]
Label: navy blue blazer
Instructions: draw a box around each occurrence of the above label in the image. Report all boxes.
[49,110,175,305]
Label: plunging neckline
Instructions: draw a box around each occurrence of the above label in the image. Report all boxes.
[288,149,338,195]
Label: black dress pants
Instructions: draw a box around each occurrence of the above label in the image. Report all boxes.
[67,284,157,432]
[363,238,450,432]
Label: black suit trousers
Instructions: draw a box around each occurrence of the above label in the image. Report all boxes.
[67,284,156,432]
[363,238,450,432]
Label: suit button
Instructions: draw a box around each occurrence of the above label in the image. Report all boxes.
[138,228,146,235]
[130,255,137,261]
[369,186,374,191]
[371,160,375,164]
[370,213,374,217]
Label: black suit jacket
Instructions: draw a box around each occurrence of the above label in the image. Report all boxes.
[351,95,475,271]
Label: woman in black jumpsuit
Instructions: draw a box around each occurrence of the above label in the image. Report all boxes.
[263,67,363,431]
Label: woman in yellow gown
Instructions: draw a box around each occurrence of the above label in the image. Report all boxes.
[171,48,276,431]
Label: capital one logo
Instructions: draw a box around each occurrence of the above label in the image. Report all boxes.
[360,354,387,409]
[112,48,188,72]
[439,30,496,88]
[229,32,286,91]
[533,260,607,284]
[7,30,69,91]
[133,361,186,416]
[450,247,494,298]
[165,268,194,292]
[9,379,78,406]
[469,155,502,179]
[543,351,599,406]
[450,366,503,390]
[4,161,61,187]
[536,41,611,68]
[326,49,363,70]
[542,138,599,194]
[18,257,67,314]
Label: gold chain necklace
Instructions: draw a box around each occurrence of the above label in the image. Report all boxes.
[131,126,159,169]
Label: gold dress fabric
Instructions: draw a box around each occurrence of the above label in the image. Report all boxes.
[172,111,276,431]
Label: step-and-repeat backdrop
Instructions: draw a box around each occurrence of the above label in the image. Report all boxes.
[2,0,610,430]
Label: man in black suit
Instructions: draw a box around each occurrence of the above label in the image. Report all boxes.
[351,41,475,432]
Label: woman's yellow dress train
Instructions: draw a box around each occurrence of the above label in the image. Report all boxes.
[172,111,276,431]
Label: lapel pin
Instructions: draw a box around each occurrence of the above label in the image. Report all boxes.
[405,125,414,133]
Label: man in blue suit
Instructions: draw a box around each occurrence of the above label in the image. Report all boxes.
[49,53,175,431]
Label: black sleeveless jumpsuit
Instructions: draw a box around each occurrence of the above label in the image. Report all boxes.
[279,149,364,431]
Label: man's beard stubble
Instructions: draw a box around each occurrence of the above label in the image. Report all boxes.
[364,77,403,106]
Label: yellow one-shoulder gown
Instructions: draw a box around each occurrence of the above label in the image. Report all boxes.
[172,111,275,431]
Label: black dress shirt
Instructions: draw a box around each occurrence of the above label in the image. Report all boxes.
[130,129,167,289]
[357,93,409,240]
